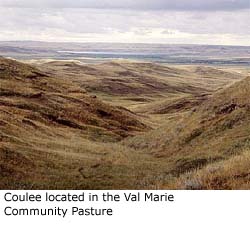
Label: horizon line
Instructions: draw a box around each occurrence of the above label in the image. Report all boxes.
[0,40,250,47]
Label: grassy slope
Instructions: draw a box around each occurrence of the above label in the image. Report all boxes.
[169,150,250,189]
[124,76,250,188]
[0,57,156,189]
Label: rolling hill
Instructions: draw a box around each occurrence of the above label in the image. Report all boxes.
[0,57,150,189]
[124,75,250,188]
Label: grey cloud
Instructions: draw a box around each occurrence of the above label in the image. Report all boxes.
[0,3,249,45]
[0,0,250,11]
[0,8,249,36]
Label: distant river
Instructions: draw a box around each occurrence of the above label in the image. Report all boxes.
[57,50,250,66]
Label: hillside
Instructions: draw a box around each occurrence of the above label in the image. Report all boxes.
[0,57,151,189]
[171,149,250,189]
[124,75,250,188]
[0,57,147,140]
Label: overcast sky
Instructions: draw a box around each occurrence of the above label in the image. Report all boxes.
[0,0,249,45]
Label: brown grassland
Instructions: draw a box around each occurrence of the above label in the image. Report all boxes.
[0,56,250,189]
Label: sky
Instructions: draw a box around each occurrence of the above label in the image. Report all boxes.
[0,0,249,45]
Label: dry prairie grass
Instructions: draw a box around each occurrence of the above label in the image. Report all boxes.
[1,57,250,189]
[168,150,250,190]
[36,60,243,112]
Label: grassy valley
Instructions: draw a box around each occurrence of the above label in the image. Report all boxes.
[1,56,250,189]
